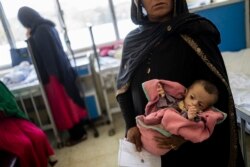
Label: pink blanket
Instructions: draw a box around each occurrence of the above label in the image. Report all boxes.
[136,79,227,156]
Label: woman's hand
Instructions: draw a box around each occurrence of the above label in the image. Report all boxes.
[154,135,186,150]
[127,126,142,151]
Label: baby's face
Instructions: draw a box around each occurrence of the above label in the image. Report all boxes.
[184,84,216,111]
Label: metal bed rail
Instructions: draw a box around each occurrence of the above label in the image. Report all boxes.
[10,82,62,147]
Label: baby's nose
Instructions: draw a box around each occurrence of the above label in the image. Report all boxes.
[192,100,198,106]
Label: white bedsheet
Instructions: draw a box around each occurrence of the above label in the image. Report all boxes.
[0,61,38,89]
[222,48,250,134]
[229,72,250,109]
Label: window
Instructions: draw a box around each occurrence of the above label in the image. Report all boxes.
[0,0,60,67]
[0,22,11,67]
[1,0,60,44]
[0,0,234,68]
[113,0,137,39]
[0,0,121,67]
[187,0,230,9]
[58,0,116,52]
[187,0,211,9]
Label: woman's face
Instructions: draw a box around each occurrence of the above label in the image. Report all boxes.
[142,0,174,22]
[26,28,32,38]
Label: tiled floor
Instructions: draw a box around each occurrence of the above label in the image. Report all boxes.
[53,112,125,167]
[53,112,250,167]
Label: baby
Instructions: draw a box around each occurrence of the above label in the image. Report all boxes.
[136,79,227,156]
[156,80,219,122]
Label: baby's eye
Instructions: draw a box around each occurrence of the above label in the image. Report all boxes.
[198,103,204,108]
[190,95,194,99]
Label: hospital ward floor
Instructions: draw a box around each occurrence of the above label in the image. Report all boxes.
[51,112,250,167]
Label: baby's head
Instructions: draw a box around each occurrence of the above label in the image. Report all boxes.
[184,80,218,111]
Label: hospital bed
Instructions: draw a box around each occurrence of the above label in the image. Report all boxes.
[0,55,101,147]
[90,54,121,136]
[222,48,250,167]
[0,64,63,147]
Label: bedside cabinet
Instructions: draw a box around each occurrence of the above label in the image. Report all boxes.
[74,56,101,120]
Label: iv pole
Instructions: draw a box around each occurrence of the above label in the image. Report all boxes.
[55,0,77,68]
[0,2,16,48]
[54,0,99,138]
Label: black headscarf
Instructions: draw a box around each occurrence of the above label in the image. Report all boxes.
[116,0,221,91]
[18,6,55,33]
[131,0,189,25]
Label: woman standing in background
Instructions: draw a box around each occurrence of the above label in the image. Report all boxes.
[18,6,88,146]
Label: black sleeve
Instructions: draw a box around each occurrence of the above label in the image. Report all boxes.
[116,88,137,132]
